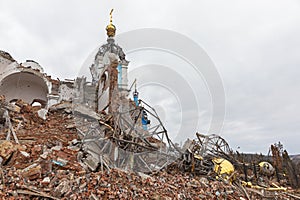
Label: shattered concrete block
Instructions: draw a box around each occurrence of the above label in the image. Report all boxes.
[51,145,62,151]
[83,155,99,171]
[41,177,51,185]
[19,151,30,158]
[74,104,101,120]
[37,108,48,120]
[71,139,80,145]
[40,151,49,159]
[53,179,71,197]
[84,142,102,154]
[66,123,76,129]
[21,163,42,180]
[49,101,72,111]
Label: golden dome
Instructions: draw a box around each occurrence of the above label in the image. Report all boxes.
[106,9,116,37]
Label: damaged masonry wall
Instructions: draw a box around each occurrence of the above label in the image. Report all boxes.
[0,50,76,108]
[0,50,101,112]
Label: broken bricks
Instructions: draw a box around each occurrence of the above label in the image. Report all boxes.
[0,100,299,199]
[19,163,42,180]
[0,141,15,163]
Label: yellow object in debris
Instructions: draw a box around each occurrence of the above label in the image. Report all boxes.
[242,181,287,191]
[270,182,287,191]
[258,161,275,175]
[242,181,252,187]
[194,154,203,160]
[212,158,235,180]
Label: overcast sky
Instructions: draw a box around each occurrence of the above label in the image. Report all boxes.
[1,0,300,154]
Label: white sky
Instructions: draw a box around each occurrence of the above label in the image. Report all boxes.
[1,0,300,154]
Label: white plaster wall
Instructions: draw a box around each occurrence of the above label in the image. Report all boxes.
[0,52,54,108]
[47,94,60,108]
[0,72,48,105]
[119,58,129,94]
[0,61,18,79]
[58,84,74,102]
[0,57,13,73]
[0,59,52,107]
[98,88,109,112]
[97,70,110,112]
[121,65,128,90]
[22,60,44,72]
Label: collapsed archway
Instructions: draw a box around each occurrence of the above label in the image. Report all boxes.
[0,72,49,107]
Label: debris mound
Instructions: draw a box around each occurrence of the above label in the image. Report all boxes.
[0,98,299,199]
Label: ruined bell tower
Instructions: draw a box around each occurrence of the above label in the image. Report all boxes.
[90,9,129,98]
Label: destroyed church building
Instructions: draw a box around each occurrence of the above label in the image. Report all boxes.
[1,10,132,111]
[0,11,129,110]
[1,10,300,199]
[0,10,177,173]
